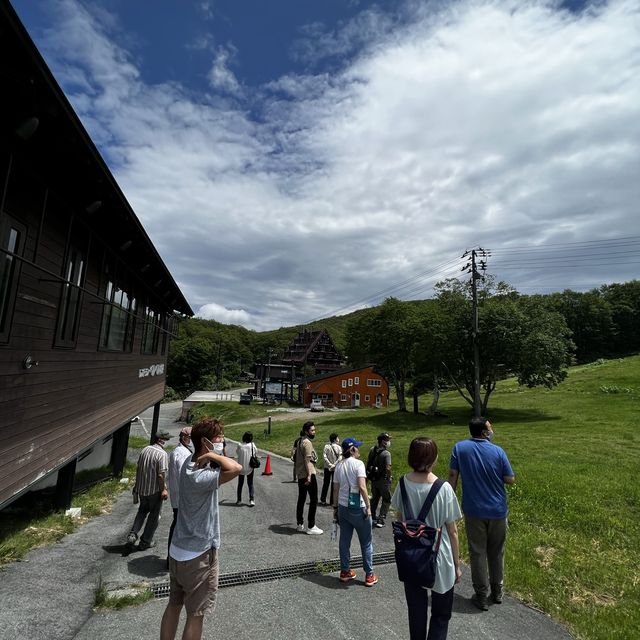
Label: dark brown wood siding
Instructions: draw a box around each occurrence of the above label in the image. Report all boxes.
[0,152,171,508]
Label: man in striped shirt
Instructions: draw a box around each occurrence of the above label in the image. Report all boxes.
[126,429,171,551]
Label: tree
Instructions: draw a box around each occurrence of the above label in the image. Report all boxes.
[345,298,421,412]
[539,290,614,363]
[434,279,574,414]
[411,300,456,415]
[167,336,216,393]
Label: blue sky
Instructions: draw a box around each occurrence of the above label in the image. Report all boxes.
[12,0,640,330]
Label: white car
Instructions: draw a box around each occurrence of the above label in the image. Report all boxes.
[309,398,325,412]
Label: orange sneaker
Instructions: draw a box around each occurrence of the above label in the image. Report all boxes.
[365,574,379,587]
[339,569,356,583]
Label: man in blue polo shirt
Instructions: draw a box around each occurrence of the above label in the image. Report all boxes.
[448,416,515,611]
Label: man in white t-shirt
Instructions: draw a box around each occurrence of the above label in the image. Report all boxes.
[167,426,192,562]
[160,418,241,640]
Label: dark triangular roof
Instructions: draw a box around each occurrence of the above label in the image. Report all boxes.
[281,328,343,372]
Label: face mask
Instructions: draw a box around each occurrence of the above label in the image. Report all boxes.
[485,431,494,441]
[384,441,391,449]
[213,442,224,454]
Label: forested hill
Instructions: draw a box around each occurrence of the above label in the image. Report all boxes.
[167,280,640,396]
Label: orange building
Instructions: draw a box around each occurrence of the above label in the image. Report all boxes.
[304,366,389,408]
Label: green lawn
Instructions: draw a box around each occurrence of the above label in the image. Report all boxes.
[196,356,640,640]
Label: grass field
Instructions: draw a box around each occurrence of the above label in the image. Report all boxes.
[198,356,640,640]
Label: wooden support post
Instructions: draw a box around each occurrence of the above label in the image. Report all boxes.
[111,421,131,477]
[150,401,160,444]
[54,458,77,510]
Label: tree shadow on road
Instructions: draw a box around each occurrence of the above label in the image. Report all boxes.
[126,554,168,579]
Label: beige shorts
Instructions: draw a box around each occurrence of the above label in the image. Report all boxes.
[168,548,218,616]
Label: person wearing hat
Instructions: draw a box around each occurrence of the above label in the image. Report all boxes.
[367,432,392,528]
[126,429,172,551]
[332,437,378,586]
[167,426,193,559]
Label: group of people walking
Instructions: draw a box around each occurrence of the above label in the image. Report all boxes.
[292,416,515,640]
[126,413,514,640]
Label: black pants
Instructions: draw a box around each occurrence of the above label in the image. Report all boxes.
[320,468,335,504]
[167,508,178,556]
[371,479,392,521]
[237,471,255,501]
[403,583,454,640]
[296,475,318,528]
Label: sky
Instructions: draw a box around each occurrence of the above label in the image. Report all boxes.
[11,0,640,331]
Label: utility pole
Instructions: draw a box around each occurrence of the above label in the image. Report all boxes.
[462,247,489,417]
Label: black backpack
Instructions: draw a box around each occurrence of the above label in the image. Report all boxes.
[366,446,384,481]
[393,477,444,588]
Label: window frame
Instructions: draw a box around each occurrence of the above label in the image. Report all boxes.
[0,214,26,344]
[141,304,161,356]
[98,254,138,353]
[54,232,88,349]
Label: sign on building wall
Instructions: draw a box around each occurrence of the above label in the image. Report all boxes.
[138,364,165,378]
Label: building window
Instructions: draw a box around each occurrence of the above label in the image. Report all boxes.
[160,314,172,355]
[348,378,353,386]
[142,305,161,355]
[354,376,359,385]
[365,395,370,401]
[367,379,382,387]
[99,259,137,352]
[340,394,347,402]
[0,215,25,343]
[341,380,347,388]
[55,245,85,347]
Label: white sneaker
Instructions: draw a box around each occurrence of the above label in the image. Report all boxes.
[306,526,323,535]
[296,524,307,533]
[249,499,255,507]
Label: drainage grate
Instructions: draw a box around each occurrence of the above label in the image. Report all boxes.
[151,550,396,599]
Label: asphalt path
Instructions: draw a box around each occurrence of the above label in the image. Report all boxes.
[0,401,574,640]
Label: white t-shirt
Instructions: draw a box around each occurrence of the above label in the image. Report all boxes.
[391,477,462,594]
[168,444,192,508]
[333,456,367,507]
[236,442,257,476]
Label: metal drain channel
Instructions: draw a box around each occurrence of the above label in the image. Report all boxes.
[151,551,396,599]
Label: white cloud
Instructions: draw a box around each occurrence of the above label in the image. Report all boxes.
[28,0,640,330]
[196,303,253,326]
[207,45,241,94]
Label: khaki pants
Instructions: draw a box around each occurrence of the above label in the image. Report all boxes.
[464,515,507,597]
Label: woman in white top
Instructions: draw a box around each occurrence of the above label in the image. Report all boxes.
[332,437,378,587]
[236,431,257,506]
[391,437,462,640]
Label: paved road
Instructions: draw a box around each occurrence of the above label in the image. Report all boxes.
[0,417,574,640]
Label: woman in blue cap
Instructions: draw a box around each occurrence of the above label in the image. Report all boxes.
[332,437,378,586]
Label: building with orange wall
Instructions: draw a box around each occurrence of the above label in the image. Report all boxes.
[304,366,389,408]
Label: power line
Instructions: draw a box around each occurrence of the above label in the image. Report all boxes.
[303,234,639,326]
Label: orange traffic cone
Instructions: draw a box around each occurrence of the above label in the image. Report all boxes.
[262,454,273,476]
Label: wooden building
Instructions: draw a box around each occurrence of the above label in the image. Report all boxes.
[281,328,343,375]
[0,4,193,510]
[251,329,344,402]
[304,366,389,409]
